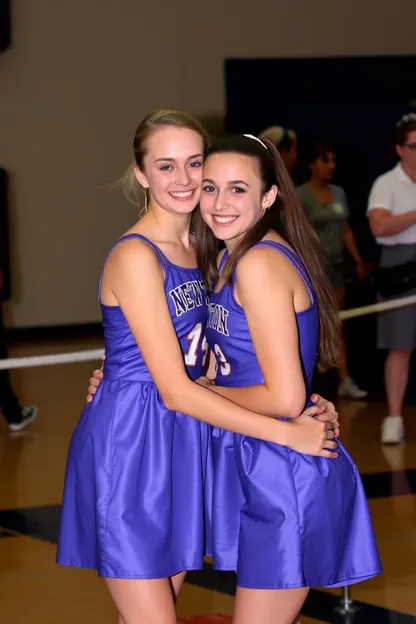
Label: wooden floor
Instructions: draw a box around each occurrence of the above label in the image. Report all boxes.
[0,337,415,623]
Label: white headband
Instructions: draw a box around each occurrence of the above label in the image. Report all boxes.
[243,133,268,150]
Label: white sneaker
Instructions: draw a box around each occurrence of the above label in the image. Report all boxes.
[8,406,38,432]
[338,377,368,400]
[381,415,404,445]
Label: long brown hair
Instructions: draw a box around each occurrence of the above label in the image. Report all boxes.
[195,134,341,370]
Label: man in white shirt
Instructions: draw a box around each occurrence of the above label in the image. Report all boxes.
[367,114,416,444]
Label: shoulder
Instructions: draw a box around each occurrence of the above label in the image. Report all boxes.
[106,236,164,276]
[383,166,400,182]
[296,184,315,211]
[234,243,297,310]
[331,185,348,207]
[331,184,345,197]
[372,166,398,189]
[235,242,294,286]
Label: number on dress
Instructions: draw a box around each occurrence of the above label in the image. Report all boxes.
[185,322,206,367]
[214,344,231,376]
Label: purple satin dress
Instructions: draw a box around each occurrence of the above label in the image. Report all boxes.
[57,234,212,578]
[206,241,382,589]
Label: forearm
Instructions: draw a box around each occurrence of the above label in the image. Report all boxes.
[370,211,416,237]
[164,381,291,444]
[208,383,305,420]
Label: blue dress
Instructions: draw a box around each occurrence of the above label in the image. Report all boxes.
[206,241,382,589]
[57,234,212,579]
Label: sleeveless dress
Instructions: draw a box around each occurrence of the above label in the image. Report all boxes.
[57,234,212,578]
[206,241,382,589]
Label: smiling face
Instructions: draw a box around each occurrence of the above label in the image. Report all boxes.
[134,125,204,216]
[200,152,277,246]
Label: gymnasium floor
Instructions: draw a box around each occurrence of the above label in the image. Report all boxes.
[0,336,415,623]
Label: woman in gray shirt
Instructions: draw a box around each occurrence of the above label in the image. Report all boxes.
[297,141,367,400]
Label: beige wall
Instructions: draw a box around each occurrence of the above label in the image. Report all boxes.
[0,0,415,327]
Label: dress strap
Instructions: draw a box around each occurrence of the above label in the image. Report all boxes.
[217,249,229,273]
[98,234,169,302]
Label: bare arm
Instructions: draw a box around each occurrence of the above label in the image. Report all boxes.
[369,208,416,238]
[204,246,308,419]
[193,247,339,431]
[105,239,310,446]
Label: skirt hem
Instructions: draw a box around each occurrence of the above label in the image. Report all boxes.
[210,566,383,590]
[56,558,205,579]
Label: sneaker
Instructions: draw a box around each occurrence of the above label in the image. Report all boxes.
[8,406,38,432]
[338,377,368,399]
[381,415,404,445]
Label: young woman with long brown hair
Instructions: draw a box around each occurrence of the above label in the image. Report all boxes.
[195,133,382,623]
